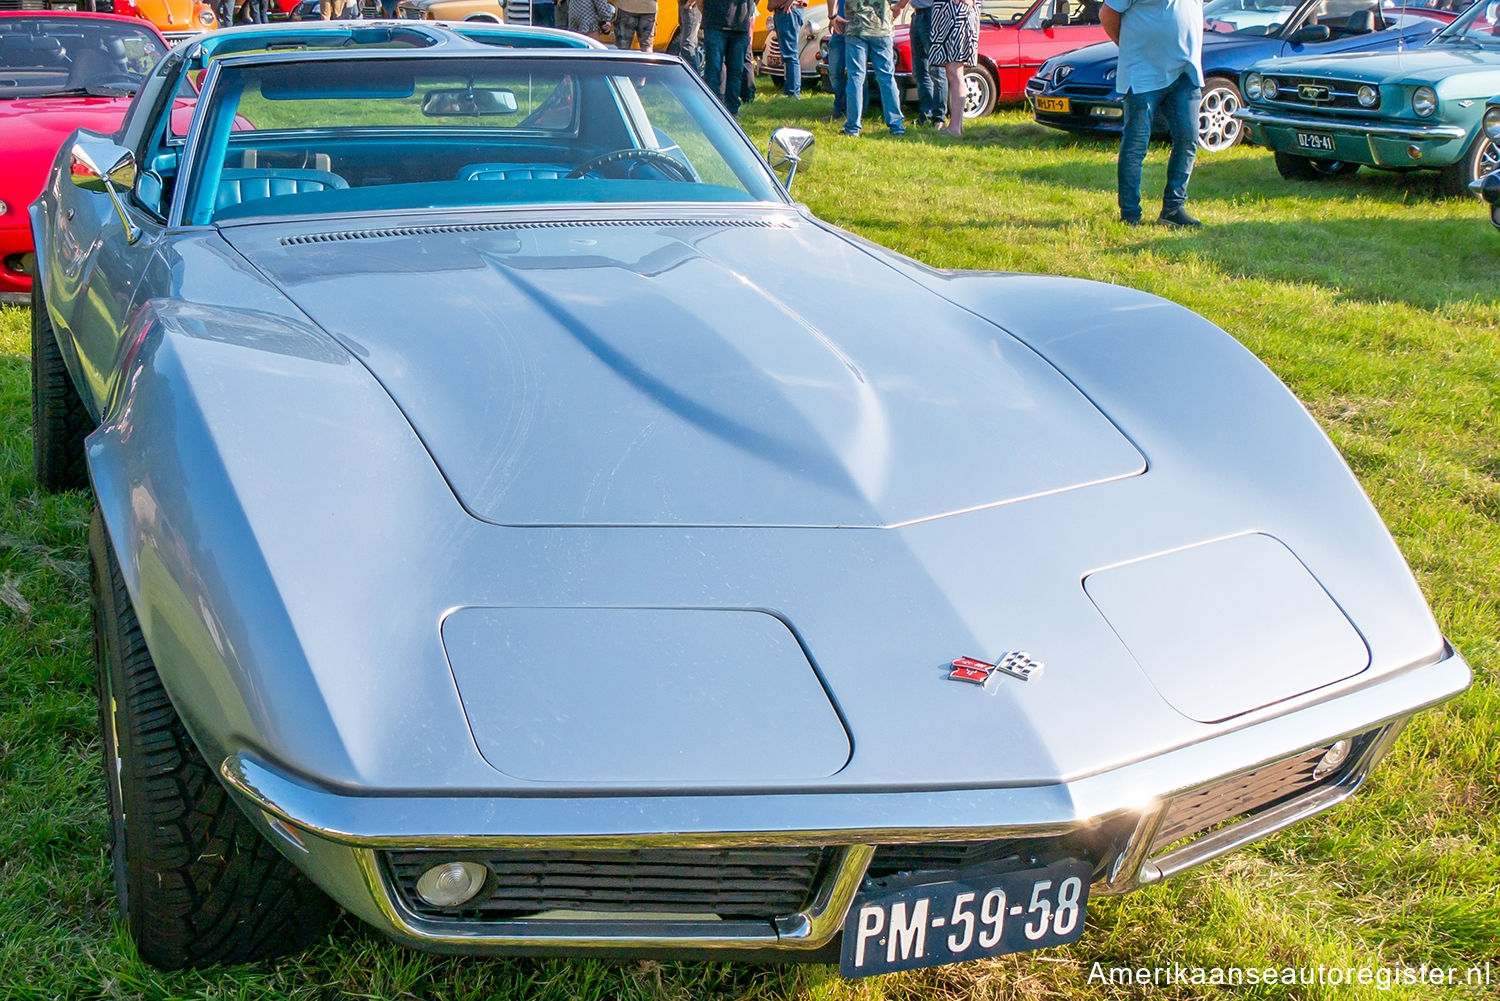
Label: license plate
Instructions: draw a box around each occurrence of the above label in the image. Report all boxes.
[1296,131,1336,152]
[1034,96,1071,114]
[839,858,1091,978]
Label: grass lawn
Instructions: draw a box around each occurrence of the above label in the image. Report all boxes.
[0,89,1496,1001]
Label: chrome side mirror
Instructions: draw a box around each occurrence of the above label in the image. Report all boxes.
[70,137,141,244]
[768,127,815,190]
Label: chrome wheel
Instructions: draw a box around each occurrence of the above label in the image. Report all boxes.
[962,64,998,119]
[1197,79,1244,152]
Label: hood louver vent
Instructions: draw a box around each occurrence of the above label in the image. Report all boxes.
[280,217,791,246]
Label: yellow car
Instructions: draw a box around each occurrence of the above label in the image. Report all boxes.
[114,0,218,43]
[396,0,766,55]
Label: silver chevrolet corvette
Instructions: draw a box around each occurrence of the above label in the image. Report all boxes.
[29,20,1469,977]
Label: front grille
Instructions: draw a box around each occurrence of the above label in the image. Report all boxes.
[387,846,831,921]
[1055,83,1114,98]
[867,839,1033,881]
[1150,733,1372,855]
[504,0,530,22]
[1263,76,1372,113]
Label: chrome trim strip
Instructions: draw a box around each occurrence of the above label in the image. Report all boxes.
[353,842,877,950]
[775,844,875,947]
[1093,802,1167,896]
[217,648,1468,849]
[1234,108,1468,141]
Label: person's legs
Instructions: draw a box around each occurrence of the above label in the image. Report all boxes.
[868,34,903,132]
[704,26,728,103]
[616,11,637,48]
[677,0,701,73]
[942,62,963,135]
[1117,85,1162,223]
[773,7,804,96]
[909,6,937,122]
[827,31,847,118]
[723,29,749,115]
[843,34,869,134]
[1159,73,1201,221]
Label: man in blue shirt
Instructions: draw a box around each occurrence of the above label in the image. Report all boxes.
[1102,0,1204,228]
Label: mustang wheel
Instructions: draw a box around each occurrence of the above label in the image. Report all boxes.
[91,509,337,969]
[31,279,93,494]
[1438,133,1500,198]
[1196,78,1244,152]
[1274,151,1359,181]
[961,63,998,120]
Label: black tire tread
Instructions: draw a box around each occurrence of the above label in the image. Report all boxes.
[31,281,93,493]
[92,509,337,969]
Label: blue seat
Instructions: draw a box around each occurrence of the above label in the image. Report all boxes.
[457,163,571,181]
[214,168,349,213]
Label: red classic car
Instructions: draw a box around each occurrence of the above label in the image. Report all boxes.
[0,11,169,301]
[894,0,1108,118]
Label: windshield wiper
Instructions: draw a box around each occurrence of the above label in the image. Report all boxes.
[37,84,135,97]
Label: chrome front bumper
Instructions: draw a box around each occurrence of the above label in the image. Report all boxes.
[219,647,1468,956]
[1234,107,1468,143]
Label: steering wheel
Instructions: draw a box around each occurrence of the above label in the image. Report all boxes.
[565,148,695,181]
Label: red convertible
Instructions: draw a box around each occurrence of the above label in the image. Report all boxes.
[894,0,1108,118]
[0,11,169,302]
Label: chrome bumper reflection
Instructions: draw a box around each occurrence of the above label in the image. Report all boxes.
[1235,108,1468,142]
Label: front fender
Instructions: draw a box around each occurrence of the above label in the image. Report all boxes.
[88,298,481,790]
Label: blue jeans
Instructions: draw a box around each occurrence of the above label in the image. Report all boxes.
[773,8,804,96]
[1118,72,1200,221]
[908,6,947,122]
[704,27,751,116]
[843,33,903,134]
[677,0,702,74]
[827,32,846,116]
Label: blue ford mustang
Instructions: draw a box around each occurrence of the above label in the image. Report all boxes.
[1026,0,1456,152]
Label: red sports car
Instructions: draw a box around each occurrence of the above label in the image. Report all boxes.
[894,0,1109,118]
[0,11,169,302]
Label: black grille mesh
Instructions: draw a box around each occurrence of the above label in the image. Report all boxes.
[387,846,830,921]
[866,839,1035,881]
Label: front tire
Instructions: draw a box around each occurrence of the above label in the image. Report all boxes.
[1274,151,1360,181]
[1197,77,1244,152]
[1438,132,1499,198]
[31,279,93,493]
[92,509,337,969]
[961,63,998,120]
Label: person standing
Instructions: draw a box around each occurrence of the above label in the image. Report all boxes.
[678,0,703,73]
[823,0,846,122]
[767,0,807,98]
[924,0,978,135]
[702,0,755,115]
[615,0,658,50]
[838,0,903,136]
[1101,0,1204,227]
[893,0,945,125]
[567,0,615,42]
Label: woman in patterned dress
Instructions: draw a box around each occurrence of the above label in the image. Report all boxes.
[928,0,979,136]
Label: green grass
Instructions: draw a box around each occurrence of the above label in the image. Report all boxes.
[1,88,1497,1000]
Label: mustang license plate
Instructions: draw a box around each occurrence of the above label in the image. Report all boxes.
[1034,96,1071,114]
[839,858,1091,978]
[1295,131,1336,152]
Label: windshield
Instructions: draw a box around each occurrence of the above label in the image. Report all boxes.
[1202,0,1303,35]
[1431,0,1500,44]
[181,55,784,225]
[0,17,166,100]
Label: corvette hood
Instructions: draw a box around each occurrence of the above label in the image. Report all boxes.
[222,211,1145,527]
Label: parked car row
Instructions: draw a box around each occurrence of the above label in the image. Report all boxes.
[1235,0,1500,194]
